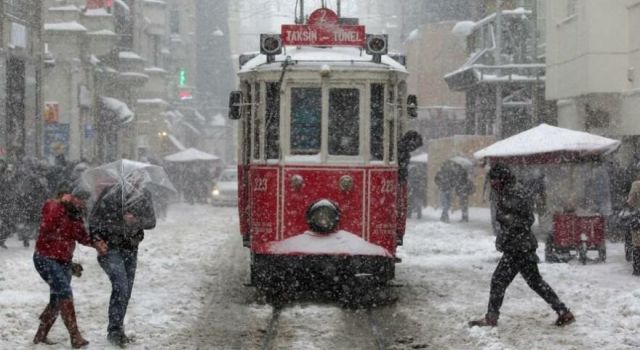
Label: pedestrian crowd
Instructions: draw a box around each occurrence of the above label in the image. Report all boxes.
[1,155,161,348]
[0,156,89,249]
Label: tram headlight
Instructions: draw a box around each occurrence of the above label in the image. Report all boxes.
[212,187,220,197]
[306,199,340,234]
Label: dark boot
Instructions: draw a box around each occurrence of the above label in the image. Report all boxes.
[107,331,127,348]
[468,314,498,327]
[555,309,575,326]
[59,298,89,348]
[33,304,59,345]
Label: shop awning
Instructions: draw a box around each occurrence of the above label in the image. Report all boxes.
[164,148,220,162]
[100,96,134,125]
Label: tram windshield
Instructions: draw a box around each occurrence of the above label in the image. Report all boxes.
[329,88,359,156]
[291,87,322,155]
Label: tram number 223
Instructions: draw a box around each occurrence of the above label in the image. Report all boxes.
[254,178,268,192]
[381,179,395,193]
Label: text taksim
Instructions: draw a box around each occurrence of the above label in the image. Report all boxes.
[286,30,318,42]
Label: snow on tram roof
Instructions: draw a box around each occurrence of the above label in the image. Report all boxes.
[239,46,407,73]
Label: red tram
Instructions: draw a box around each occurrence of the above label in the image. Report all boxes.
[228,7,418,289]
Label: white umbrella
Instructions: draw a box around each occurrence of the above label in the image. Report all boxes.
[164,148,219,162]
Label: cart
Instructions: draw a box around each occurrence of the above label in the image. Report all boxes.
[547,213,606,264]
[474,124,621,265]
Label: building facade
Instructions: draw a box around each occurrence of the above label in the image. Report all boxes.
[0,0,44,161]
[545,0,640,162]
[445,1,555,139]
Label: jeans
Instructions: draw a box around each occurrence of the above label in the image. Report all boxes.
[440,190,453,221]
[98,248,138,335]
[33,253,73,305]
[487,251,567,319]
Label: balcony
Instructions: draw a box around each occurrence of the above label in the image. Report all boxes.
[143,0,167,36]
[81,7,116,33]
[87,30,118,56]
[47,5,82,23]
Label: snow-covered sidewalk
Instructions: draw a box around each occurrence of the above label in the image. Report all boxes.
[0,203,235,350]
[398,207,640,350]
[1,204,639,349]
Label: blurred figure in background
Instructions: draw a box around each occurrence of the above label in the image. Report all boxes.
[0,159,16,249]
[435,162,456,223]
[456,173,475,222]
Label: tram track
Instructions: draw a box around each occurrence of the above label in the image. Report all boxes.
[365,308,388,350]
[257,303,390,350]
[259,305,283,350]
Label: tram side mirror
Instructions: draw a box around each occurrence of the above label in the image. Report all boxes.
[407,95,418,118]
[228,91,243,120]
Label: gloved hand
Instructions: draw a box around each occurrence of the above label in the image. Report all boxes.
[71,262,83,278]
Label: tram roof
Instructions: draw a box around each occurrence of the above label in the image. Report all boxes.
[239,46,408,74]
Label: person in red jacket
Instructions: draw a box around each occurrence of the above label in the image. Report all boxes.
[32,188,107,348]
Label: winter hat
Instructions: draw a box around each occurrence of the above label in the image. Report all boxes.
[488,163,514,182]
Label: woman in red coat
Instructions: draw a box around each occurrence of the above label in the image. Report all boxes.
[32,189,106,348]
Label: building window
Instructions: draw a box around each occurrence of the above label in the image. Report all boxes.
[4,0,30,20]
[170,7,180,34]
[567,0,578,16]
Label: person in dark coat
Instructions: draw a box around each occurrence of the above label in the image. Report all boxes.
[469,164,575,328]
[435,162,457,223]
[397,131,423,244]
[89,171,156,347]
[0,159,16,249]
[407,165,424,219]
[456,174,475,222]
[33,188,103,348]
[14,159,50,247]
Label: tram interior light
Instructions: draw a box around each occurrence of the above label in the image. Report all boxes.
[228,91,243,120]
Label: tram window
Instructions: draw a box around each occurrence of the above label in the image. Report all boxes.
[388,88,395,162]
[290,87,321,155]
[328,88,359,156]
[253,83,261,159]
[370,84,384,161]
[265,82,280,159]
[242,82,252,164]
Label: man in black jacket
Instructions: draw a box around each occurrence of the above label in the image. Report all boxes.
[469,164,575,327]
[90,171,155,347]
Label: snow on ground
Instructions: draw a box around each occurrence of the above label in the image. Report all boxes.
[0,203,235,350]
[0,204,639,349]
[398,207,640,350]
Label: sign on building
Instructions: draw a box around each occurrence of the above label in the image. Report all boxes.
[44,102,60,123]
[44,123,70,158]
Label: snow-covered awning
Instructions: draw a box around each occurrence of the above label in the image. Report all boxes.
[164,148,219,162]
[100,96,134,125]
[474,123,621,164]
[168,134,186,151]
[44,21,88,32]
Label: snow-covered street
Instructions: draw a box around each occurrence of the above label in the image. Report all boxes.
[1,204,639,349]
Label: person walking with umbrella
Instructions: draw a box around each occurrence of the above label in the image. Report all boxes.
[89,170,156,347]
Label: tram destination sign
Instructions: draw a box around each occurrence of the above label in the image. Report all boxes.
[281,8,365,47]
